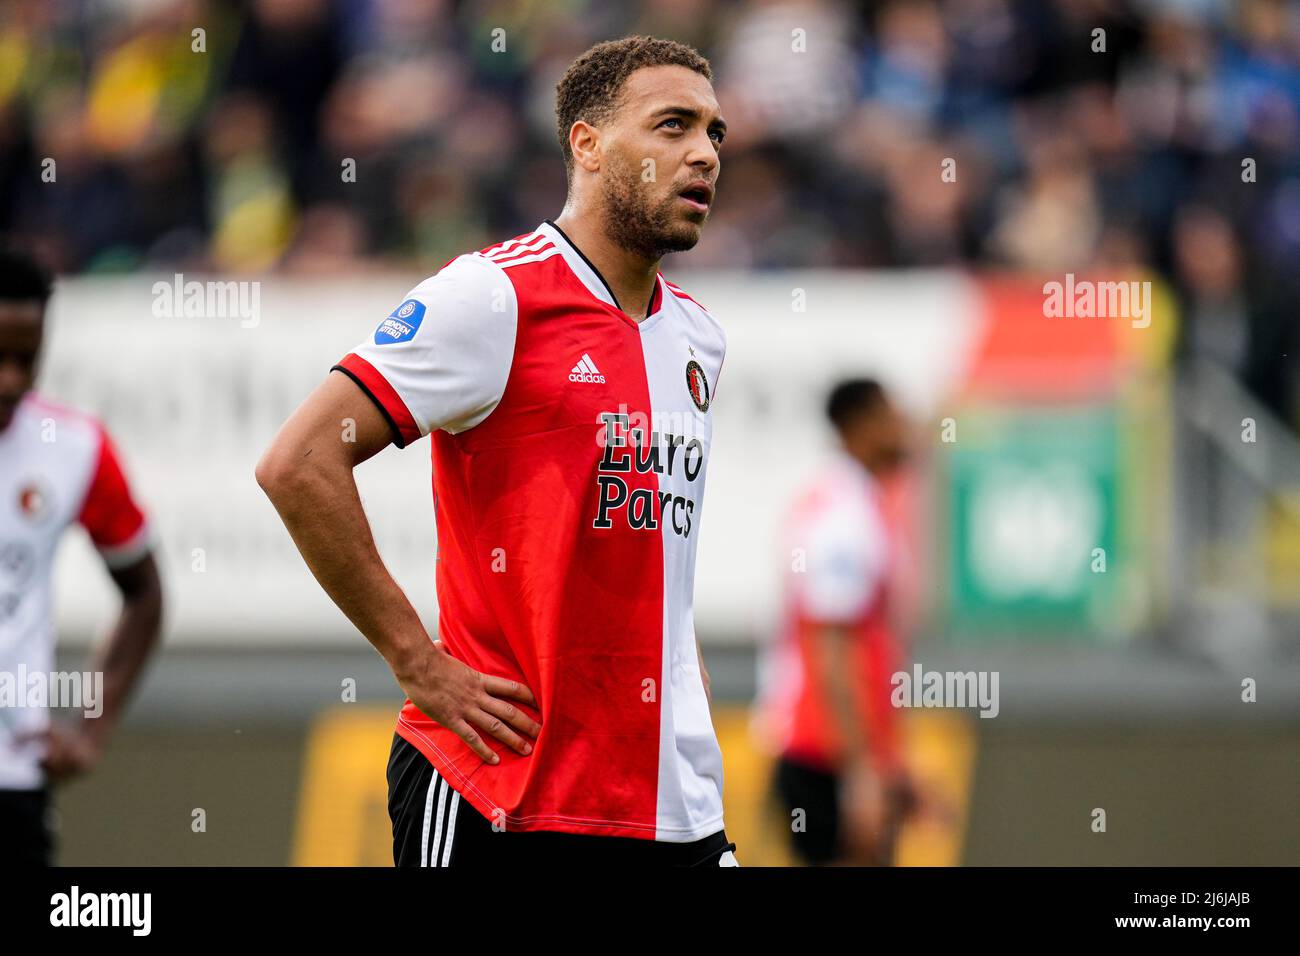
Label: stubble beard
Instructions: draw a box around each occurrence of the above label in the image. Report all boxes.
[600,162,705,262]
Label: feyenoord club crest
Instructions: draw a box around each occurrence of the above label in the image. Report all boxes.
[685,360,710,412]
[18,481,49,522]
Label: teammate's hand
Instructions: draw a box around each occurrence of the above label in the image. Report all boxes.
[899,772,957,828]
[838,761,888,865]
[395,640,541,765]
[887,769,921,822]
[33,722,102,782]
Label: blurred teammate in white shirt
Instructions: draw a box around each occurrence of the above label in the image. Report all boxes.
[0,248,163,865]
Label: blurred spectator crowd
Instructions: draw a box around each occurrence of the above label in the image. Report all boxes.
[1,0,1298,416]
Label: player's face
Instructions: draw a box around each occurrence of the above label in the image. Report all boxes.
[599,65,725,260]
[870,403,910,475]
[0,300,44,431]
[846,402,909,476]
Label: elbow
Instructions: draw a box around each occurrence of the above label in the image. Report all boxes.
[117,553,165,636]
[254,449,278,497]
[257,440,336,505]
[135,576,165,639]
[255,444,298,501]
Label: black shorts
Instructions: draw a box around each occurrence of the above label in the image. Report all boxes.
[772,756,842,865]
[0,787,52,866]
[387,734,737,867]
[773,755,904,866]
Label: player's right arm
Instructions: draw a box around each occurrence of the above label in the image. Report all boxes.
[255,328,537,765]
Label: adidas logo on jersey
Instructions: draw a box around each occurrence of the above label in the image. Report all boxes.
[569,353,605,384]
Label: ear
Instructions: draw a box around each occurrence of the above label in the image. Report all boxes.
[568,120,602,174]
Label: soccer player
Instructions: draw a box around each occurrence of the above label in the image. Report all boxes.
[257,36,736,866]
[757,379,918,866]
[0,248,163,865]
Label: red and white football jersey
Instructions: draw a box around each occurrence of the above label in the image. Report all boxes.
[334,220,728,841]
[0,393,151,789]
[757,449,904,775]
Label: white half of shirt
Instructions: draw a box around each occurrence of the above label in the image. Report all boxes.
[0,397,150,789]
[792,448,890,623]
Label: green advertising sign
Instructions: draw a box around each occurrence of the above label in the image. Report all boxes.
[945,406,1121,636]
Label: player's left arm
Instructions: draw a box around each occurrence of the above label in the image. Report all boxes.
[44,429,163,780]
[696,643,711,702]
[80,553,162,752]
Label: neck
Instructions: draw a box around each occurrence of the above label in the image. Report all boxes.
[554,202,660,322]
[839,440,874,475]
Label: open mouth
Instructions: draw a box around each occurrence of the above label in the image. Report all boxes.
[678,183,713,212]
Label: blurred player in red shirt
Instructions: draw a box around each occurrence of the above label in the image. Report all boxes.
[0,247,164,865]
[757,378,918,865]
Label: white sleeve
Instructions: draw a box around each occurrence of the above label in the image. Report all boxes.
[798,503,888,623]
[332,254,518,446]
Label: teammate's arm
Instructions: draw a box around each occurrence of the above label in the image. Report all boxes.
[42,552,164,780]
[255,371,540,764]
[816,623,887,863]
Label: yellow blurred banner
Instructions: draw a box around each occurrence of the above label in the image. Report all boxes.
[293,706,976,867]
[291,708,396,867]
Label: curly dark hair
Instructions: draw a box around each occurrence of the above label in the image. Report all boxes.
[826,378,887,431]
[555,36,713,179]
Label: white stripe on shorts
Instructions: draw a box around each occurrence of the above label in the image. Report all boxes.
[430,771,451,866]
[441,789,461,867]
[419,774,439,868]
